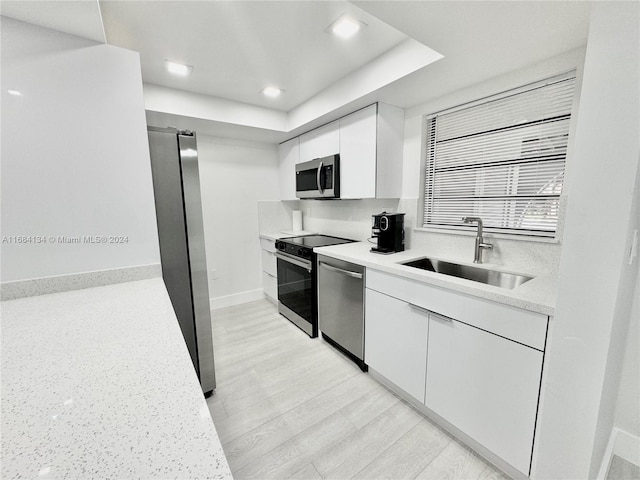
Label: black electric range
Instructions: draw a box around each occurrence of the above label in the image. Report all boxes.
[275,234,355,337]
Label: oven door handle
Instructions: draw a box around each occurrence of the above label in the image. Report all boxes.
[319,261,363,279]
[276,251,312,272]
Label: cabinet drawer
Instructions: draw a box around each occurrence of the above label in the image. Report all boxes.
[366,269,547,350]
[260,237,276,253]
[263,272,277,301]
[426,315,543,475]
[261,249,277,276]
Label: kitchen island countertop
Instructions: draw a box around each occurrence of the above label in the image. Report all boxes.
[1,277,232,479]
[315,241,557,316]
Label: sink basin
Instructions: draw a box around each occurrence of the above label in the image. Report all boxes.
[400,257,534,289]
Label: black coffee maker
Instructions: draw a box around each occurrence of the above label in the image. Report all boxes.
[371,212,405,254]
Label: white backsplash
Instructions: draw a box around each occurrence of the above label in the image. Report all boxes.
[258,198,562,276]
[301,198,401,242]
[257,200,301,233]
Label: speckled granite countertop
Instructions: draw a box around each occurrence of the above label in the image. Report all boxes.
[315,242,557,316]
[1,278,232,479]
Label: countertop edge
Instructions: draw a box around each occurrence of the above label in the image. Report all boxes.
[0,263,162,301]
[259,230,316,241]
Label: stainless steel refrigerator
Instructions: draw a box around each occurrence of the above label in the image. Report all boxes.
[147,126,216,396]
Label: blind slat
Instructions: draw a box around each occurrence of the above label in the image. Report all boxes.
[423,73,575,236]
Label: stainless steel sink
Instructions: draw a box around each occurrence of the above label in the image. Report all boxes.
[400,257,534,289]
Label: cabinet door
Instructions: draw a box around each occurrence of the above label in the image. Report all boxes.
[278,137,299,201]
[365,288,428,402]
[299,121,339,162]
[426,315,543,475]
[339,105,377,199]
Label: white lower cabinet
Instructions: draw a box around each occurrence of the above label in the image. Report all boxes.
[365,289,428,402]
[260,238,278,303]
[365,269,548,476]
[262,271,277,302]
[426,314,543,475]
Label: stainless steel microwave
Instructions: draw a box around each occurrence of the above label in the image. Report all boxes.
[295,155,340,199]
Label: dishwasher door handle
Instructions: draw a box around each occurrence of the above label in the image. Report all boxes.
[319,261,363,279]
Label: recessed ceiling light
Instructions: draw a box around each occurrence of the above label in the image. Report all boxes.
[7,89,22,96]
[165,60,193,76]
[330,16,364,39]
[261,86,283,98]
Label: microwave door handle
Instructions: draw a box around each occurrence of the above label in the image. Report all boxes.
[316,161,324,193]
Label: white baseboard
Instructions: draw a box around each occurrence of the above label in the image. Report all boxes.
[597,428,640,479]
[210,288,265,310]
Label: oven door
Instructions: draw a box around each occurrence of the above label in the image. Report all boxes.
[276,251,315,337]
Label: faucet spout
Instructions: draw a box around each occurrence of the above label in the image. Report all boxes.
[462,216,493,263]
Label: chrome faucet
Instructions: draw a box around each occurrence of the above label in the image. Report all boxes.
[462,217,493,264]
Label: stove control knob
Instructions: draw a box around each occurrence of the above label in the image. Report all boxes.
[298,248,306,257]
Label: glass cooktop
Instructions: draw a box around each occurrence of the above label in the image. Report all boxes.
[280,234,354,248]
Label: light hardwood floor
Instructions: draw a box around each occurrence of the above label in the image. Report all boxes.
[206,299,510,480]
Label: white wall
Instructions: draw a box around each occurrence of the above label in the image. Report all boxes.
[196,135,280,308]
[1,18,160,281]
[615,258,640,437]
[532,3,640,479]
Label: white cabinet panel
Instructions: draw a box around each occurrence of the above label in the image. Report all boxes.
[262,272,277,302]
[375,103,404,199]
[365,288,428,402]
[426,315,543,475]
[260,237,277,299]
[299,121,339,162]
[366,269,548,350]
[259,237,276,253]
[339,105,377,199]
[278,137,299,201]
[261,249,276,277]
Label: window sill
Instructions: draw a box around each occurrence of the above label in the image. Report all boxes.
[412,226,561,245]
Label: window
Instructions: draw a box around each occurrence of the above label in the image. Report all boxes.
[421,72,576,237]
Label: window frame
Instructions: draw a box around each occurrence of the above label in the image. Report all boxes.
[418,70,577,240]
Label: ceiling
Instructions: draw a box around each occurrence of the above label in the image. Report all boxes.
[1,0,592,142]
[101,1,410,112]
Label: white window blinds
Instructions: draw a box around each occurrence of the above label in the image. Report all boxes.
[423,73,575,237]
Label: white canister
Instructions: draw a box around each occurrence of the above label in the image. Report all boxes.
[292,210,303,232]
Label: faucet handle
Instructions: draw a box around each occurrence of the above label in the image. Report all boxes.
[462,216,482,225]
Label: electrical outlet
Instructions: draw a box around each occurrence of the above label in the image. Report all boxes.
[210,269,219,280]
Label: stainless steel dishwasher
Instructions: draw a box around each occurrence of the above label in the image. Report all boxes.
[317,254,367,371]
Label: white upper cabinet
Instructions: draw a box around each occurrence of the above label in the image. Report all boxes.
[278,137,299,201]
[299,121,339,163]
[339,103,404,199]
[339,105,377,199]
[278,103,404,200]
